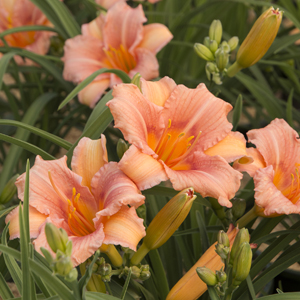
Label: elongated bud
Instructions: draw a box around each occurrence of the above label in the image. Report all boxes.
[203,36,210,48]
[0,174,19,204]
[231,198,246,219]
[144,188,196,250]
[209,20,222,45]
[194,43,214,61]
[54,255,73,277]
[232,242,252,286]
[209,40,218,54]
[217,230,230,247]
[40,247,53,264]
[229,228,250,265]
[215,48,229,71]
[216,270,227,283]
[215,243,229,260]
[45,223,67,253]
[131,73,142,92]
[228,7,282,77]
[196,267,218,286]
[117,139,129,159]
[205,62,218,81]
[228,36,239,51]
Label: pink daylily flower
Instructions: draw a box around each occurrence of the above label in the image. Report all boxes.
[234,118,300,217]
[107,77,249,207]
[6,136,145,266]
[62,2,173,108]
[95,0,161,10]
[0,0,54,64]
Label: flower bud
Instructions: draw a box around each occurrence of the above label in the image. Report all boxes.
[40,247,53,264]
[131,72,142,92]
[205,62,217,81]
[215,243,229,260]
[231,198,246,219]
[64,268,78,282]
[215,48,229,71]
[229,228,250,265]
[212,73,222,85]
[228,36,239,51]
[117,139,129,160]
[209,40,218,54]
[216,270,227,283]
[98,263,112,276]
[45,223,67,253]
[143,188,196,251]
[194,43,214,61]
[203,36,210,48]
[0,174,19,205]
[131,266,141,279]
[196,267,218,286]
[217,230,230,247]
[221,41,231,53]
[140,265,151,281]
[232,242,252,286]
[54,255,73,277]
[209,20,222,45]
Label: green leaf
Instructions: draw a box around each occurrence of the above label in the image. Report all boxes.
[232,94,243,131]
[246,275,256,300]
[120,268,131,300]
[0,120,72,150]
[258,293,300,299]
[196,210,210,253]
[0,272,14,299]
[0,25,57,39]
[0,52,16,91]
[286,89,294,127]
[58,68,131,110]
[86,292,126,300]
[0,205,17,219]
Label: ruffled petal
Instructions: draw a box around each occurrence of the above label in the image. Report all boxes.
[82,14,105,40]
[254,166,300,216]
[78,79,110,108]
[92,162,145,218]
[102,206,145,250]
[16,156,97,221]
[233,147,266,177]
[103,2,147,52]
[140,77,177,107]
[95,0,126,10]
[71,136,108,190]
[118,145,168,190]
[204,131,251,163]
[164,152,243,207]
[138,23,173,54]
[162,83,233,152]
[107,83,164,153]
[62,35,108,83]
[6,205,47,240]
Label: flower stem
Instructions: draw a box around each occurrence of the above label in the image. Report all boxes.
[236,206,258,228]
[226,62,243,77]
[100,244,123,267]
[130,242,149,266]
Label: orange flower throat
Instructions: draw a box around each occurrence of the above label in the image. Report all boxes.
[281,163,300,204]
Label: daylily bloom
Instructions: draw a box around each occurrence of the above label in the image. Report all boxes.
[6,136,146,266]
[0,0,54,64]
[62,2,173,107]
[107,77,250,207]
[234,118,300,217]
[95,0,161,10]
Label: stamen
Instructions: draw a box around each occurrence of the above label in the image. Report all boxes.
[155,119,172,153]
[164,133,186,164]
[157,134,171,158]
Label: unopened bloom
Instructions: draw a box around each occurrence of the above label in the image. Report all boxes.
[166,227,239,300]
[6,136,145,266]
[0,0,54,64]
[234,118,300,217]
[62,2,172,107]
[107,77,250,207]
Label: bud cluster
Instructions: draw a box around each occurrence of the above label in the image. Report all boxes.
[121,264,151,281]
[41,223,78,282]
[194,20,239,85]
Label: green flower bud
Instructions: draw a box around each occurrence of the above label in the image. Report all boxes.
[0,174,19,205]
[131,72,142,92]
[196,267,218,286]
[228,36,239,51]
[231,198,246,219]
[117,139,129,160]
[64,268,78,282]
[215,243,229,260]
[220,41,231,53]
[45,223,67,253]
[209,40,218,54]
[101,274,112,282]
[98,263,112,276]
[229,228,250,265]
[55,256,73,277]
[232,242,252,286]
[140,264,151,280]
[212,72,222,85]
[209,20,222,45]
[216,270,227,283]
[203,36,210,48]
[65,241,73,257]
[217,230,230,247]
[194,43,214,61]
[215,48,229,72]
[40,247,53,264]
[131,266,141,279]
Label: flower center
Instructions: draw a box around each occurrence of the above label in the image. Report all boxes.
[282,164,300,204]
[103,44,136,73]
[48,172,95,237]
[154,119,201,167]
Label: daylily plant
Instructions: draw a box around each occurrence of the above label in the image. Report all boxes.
[234,118,300,217]
[62,2,173,107]
[107,77,250,207]
[6,136,146,266]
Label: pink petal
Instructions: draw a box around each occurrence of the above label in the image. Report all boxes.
[78,79,110,108]
[138,23,173,54]
[72,136,108,190]
[162,83,233,152]
[102,206,145,250]
[6,205,47,240]
[254,166,300,216]
[118,145,168,190]
[62,35,108,83]
[103,2,147,52]
[82,14,105,40]
[24,31,52,56]
[107,83,164,153]
[16,156,97,221]
[140,76,177,107]
[204,131,251,163]
[95,0,126,10]
[91,162,145,218]
[164,152,243,208]
[233,147,266,177]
